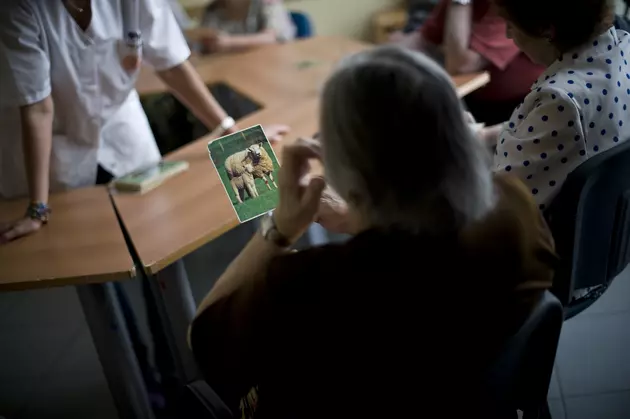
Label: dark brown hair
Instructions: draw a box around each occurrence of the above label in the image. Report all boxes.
[492,0,614,52]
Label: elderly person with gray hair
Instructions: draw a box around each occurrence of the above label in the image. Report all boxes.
[189,46,556,418]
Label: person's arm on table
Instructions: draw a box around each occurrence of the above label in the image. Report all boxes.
[444,3,488,75]
[157,60,290,141]
[21,97,53,205]
[157,60,238,134]
[140,0,237,135]
[0,97,54,243]
[203,29,278,54]
[0,1,54,243]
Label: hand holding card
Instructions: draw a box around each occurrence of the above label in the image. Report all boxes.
[316,186,351,234]
[274,138,326,242]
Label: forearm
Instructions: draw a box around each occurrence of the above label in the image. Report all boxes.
[444,4,486,74]
[225,30,277,51]
[195,231,286,317]
[20,97,54,203]
[183,27,212,43]
[157,60,230,131]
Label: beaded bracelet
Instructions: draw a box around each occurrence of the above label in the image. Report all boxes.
[26,202,51,224]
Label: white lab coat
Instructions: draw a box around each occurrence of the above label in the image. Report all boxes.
[0,0,190,199]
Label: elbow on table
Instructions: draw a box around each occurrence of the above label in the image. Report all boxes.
[445,50,486,75]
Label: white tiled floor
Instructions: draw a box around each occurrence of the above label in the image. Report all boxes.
[1,236,629,419]
[564,391,630,419]
[548,266,630,419]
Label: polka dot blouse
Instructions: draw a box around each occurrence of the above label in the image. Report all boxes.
[494,27,630,209]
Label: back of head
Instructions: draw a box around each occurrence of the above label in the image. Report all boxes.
[492,0,613,52]
[321,46,495,233]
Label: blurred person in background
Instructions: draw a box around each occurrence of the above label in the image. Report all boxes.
[392,0,544,125]
[189,0,295,54]
[389,0,440,37]
[189,46,556,419]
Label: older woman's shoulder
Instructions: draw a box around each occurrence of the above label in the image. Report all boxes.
[486,174,550,233]
[492,174,539,211]
[461,174,556,288]
[462,175,536,240]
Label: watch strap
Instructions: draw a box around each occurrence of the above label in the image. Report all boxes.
[209,116,236,139]
[26,201,51,224]
[260,213,292,248]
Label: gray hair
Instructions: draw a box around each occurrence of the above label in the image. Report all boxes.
[320,46,496,233]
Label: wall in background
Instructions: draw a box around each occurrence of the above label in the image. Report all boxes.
[180,0,630,43]
[286,0,401,41]
[283,0,630,42]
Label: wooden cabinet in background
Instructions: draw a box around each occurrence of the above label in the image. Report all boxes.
[372,8,408,44]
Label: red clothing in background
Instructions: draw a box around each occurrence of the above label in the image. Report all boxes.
[421,0,544,102]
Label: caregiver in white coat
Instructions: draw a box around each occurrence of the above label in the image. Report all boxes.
[0,0,287,243]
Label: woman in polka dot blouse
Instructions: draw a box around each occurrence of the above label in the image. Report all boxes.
[484,0,629,209]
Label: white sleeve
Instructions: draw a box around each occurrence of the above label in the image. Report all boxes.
[140,0,191,71]
[493,90,588,208]
[0,0,51,107]
[262,1,296,42]
[164,0,193,30]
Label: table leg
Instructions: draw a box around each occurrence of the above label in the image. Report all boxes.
[148,259,199,385]
[76,283,155,419]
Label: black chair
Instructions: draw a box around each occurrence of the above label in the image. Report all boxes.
[484,291,564,419]
[180,380,233,419]
[545,140,630,319]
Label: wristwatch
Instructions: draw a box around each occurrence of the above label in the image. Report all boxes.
[259,212,291,248]
[209,116,236,138]
[26,201,51,224]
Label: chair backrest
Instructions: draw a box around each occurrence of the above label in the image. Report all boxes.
[290,11,314,39]
[545,139,630,306]
[484,291,564,415]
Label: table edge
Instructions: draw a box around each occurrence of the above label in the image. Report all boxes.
[140,218,241,276]
[0,267,136,293]
[456,71,491,98]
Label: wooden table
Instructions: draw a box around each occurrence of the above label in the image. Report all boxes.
[129,35,489,272]
[136,36,490,105]
[0,187,155,419]
[0,187,134,291]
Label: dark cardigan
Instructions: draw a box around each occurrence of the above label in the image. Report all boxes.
[190,175,557,418]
